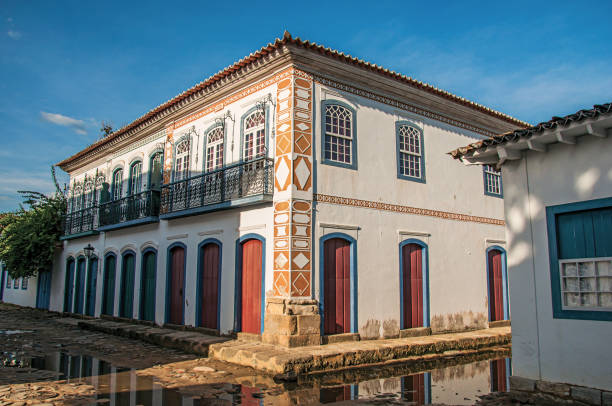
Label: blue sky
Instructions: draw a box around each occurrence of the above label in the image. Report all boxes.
[1,1,611,212]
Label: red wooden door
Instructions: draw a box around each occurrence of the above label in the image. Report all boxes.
[402,243,423,329]
[490,358,508,392]
[324,238,351,335]
[488,249,504,321]
[200,243,220,329]
[241,239,262,334]
[169,247,185,324]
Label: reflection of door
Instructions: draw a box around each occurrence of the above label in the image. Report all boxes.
[102,255,116,315]
[320,386,353,403]
[85,258,98,316]
[169,246,185,324]
[402,374,426,404]
[324,238,351,335]
[119,253,135,318]
[490,358,509,392]
[73,258,86,314]
[140,251,156,322]
[402,243,424,329]
[199,243,220,329]
[488,249,504,321]
[241,239,262,334]
[36,271,52,310]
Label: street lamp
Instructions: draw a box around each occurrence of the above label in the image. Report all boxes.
[84,244,95,259]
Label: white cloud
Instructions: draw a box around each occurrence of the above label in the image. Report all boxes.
[40,111,88,135]
[7,30,21,40]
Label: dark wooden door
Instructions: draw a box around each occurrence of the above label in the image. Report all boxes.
[73,258,86,314]
[120,254,135,318]
[36,271,52,310]
[169,247,185,324]
[402,243,424,329]
[85,258,98,316]
[102,256,116,315]
[199,243,220,329]
[0,269,4,301]
[324,238,351,335]
[402,374,425,404]
[320,386,352,403]
[490,358,508,392]
[140,251,156,321]
[241,239,262,334]
[488,249,504,321]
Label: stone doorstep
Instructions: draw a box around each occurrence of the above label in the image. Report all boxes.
[489,320,511,328]
[399,327,432,338]
[321,333,360,345]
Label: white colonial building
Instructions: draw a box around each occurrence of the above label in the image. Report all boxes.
[451,103,612,399]
[51,32,524,345]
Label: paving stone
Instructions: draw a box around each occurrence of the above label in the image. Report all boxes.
[572,386,602,405]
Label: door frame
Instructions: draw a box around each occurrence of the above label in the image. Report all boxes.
[485,245,509,321]
[399,239,430,329]
[139,247,158,321]
[165,242,187,324]
[196,238,222,330]
[233,233,266,333]
[119,250,136,319]
[319,232,358,334]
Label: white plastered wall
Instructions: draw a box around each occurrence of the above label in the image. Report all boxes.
[2,271,38,307]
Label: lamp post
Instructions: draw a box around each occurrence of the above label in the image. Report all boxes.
[84,244,95,259]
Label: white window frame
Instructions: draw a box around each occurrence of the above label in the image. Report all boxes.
[112,170,123,201]
[484,164,502,197]
[323,104,355,167]
[243,111,266,162]
[205,127,224,172]
[129,161,143,194]
[174,139,191,181]
[559,257,612,311]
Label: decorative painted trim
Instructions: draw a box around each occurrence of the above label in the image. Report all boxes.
[233,233,266,334]
[546,197,612,321]
[399,239,430,328]
[196,238,222,330]
[486,245,509,321]
[314,193,505,226]
[111,128,166,159]
[313,74,497,137]
[319,232,358,334]
[139,247,157,322]
[320,99,358,170]
[239,104,271,162]
[395,120,426,183]
[165,242,188,325]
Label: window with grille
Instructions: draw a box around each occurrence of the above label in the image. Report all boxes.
[83,181,94,208]
[72,186,83,211]
[324,104,354,166]
[112,169,123,200]
[129,161,142,194]
[483,165,502,197]
[560,258,611,309]
[174,139,191,181]
[397,123,425,182]
[243,111,265,161]
[206,126,224,172]
[21,277,28,290]
[149,152,163,190]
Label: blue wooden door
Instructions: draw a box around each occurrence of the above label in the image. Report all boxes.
[140,251,156,322]
[119,253,135,318]
[73,258,86,314]
[0,268,5,301]
[63,259,75,312]
[102,255,116,315]
[36,271,52,309]
[85,258,98,316]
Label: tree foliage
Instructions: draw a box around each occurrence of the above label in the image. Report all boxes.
[0,167,66,278]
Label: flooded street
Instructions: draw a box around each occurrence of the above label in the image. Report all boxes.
[0,305,516,405]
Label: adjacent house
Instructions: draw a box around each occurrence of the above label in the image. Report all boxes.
[451,103,612,399]
[52,32,525,346]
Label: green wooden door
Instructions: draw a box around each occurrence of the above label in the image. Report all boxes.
[102,255,116,315]
[140,251,157,321]
[119,253,135,318]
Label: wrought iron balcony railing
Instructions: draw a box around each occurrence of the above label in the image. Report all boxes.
[98,189,160,229]
[62,206,98,238]
[160,157,274,217]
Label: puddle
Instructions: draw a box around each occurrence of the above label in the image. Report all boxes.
[0,330,33,335]
[23,351,511,405]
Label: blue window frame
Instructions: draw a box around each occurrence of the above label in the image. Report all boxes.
[546,197,612,321]
[321,100,358,170]
[396,121,426,183]
[483,165,503,197]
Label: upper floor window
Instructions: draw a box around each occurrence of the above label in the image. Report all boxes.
[21,277,28,290]
[483,165,503,197]
[396,122,425,182]
[129,161,143,194]
[112,169,123,200]
[149,152,163,190]
[205,126,224,172]
[5,273,10,289]
[174,139,191,181]
[72,185,83,212]
[322,102,357,169]
[83,181,94,208]
[13,277,19,289]
[243,111,265,161]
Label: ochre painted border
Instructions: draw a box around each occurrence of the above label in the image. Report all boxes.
[314,193,505,226]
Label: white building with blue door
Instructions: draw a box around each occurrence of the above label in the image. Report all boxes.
[0,262,52,309]
[451,103,612,397]
[50,32,523,345]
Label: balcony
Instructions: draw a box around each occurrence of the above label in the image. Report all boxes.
[61,207,99,240]
[98,190,161,231]
[160,157,274,219]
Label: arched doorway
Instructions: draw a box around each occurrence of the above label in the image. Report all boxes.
[400,241,429,329]
[63,258,75,312]
[166,244,186,325]
[236,236,264,334]
[140,249,157,322]
[119,251,135,318]
[102,254,116,315]
[321,234,356,335]
[487,247,508,322]
[85,257,98,316]
[73,257,86,314]
[198,240,221,330]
